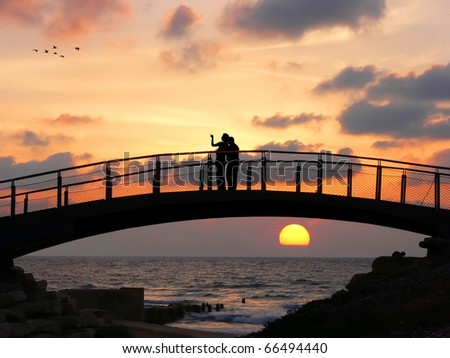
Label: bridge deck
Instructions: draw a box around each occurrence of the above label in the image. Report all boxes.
[1,150,450,258]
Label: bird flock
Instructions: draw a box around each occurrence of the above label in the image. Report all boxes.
[32,45,80,58]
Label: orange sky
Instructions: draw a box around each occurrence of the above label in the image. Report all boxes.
[1,0,450,256]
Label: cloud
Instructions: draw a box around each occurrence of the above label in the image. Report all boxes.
[255,139,322,152]
[315,65,379,92]
[219,0,386,40]
[371,140,404,149]
[266,60,302,72]
[44,0,133,41]
[339,100,450,139]
[252,112,327,129]
[50,113,101,125]
[0,152,77,180]
[430,149,450,167]
[13,130,74,147]
[15,131,49,147]
[159,5,202,38]
[368,64,450,102]
[160,40,232,72]
[0,0,45,25]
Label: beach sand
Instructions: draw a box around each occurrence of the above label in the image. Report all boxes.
[115,320,236,338]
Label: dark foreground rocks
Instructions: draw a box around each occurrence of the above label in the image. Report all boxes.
[0,266,132,337]
[251,256,450,338]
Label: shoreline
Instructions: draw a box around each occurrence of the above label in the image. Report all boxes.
[115,320,236,338]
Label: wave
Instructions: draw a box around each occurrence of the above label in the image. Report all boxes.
[78,283,96,289]
[188,312,278,325]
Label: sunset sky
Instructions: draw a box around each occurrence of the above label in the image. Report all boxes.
[2,0,450,257]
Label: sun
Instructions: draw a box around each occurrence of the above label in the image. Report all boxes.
[279,224,310,246]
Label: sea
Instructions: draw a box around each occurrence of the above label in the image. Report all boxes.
[15,256,373,336]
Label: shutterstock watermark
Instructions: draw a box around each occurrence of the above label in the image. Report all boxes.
[101,151,350,188]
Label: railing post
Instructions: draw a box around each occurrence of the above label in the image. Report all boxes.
[207,155,213,191]
[261,154,266,191]
[401,170,407,204]
[23,194,28,214]
[57,171,62,208]
[199,164,204,191]
[295,163,301,193]
[347,164,353,198]
[247,164,252,191]
[435,170,440,210]
[317,156,323,195]
[11,181,15,218]
[64,186,69,206]
[375,161,382,201]
[153,157,161,194]
[105,162,112,200]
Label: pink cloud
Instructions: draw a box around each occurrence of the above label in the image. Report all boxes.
[0,0,46,25]
[44,0,133,41]
[159,5,202,38]
[50,113,101,125]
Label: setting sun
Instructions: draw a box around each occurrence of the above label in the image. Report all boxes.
[279,224,311,246]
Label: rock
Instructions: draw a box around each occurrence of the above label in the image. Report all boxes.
[10,322,31,337]
[0,293,13,307]
[8,290,27,303]
[0,323,12,337]
[27,319,62,335]
[49,315,81,330]
[16,300,62,317]
[78,310,99,328]
[0,283,24,293]
[36,280,48,291]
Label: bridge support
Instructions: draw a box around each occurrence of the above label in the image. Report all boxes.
[419,237,450,258]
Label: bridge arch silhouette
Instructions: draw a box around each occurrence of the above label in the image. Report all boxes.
[1,150,450,265]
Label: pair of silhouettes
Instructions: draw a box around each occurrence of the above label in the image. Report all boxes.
[210,133,239,190]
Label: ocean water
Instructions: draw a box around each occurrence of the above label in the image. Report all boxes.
[15,256,372,336]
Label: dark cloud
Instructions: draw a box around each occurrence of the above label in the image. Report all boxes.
[159,5,202,38]
[368,64,450,102]
[252,112,327,129]
[16,130,49,147]
[219,0,386,40]
[160,40,231,72]
[51,113,101,125]
[255,139,322,152]
[13,130,74,147]
[0,152,76,180]
[315,65,379,92]
[371,140,404,149]
[339,100,450,139]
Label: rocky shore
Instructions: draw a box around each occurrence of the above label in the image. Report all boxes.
[250,255,450,338]
[0,266,131,338]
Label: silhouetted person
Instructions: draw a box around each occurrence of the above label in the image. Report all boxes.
[211,133,229,191]
[226,136,239,190]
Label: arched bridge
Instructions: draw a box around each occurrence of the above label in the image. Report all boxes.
[1,150,450,264]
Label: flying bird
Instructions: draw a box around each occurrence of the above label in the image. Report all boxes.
[32,49,38,52]
[53,52,58,55]
[60,55,64,58]
[44,49,49,53]
[52,45,57,49]
[75,47,80,51]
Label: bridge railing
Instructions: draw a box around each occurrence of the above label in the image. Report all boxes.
[1,150,450,218]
